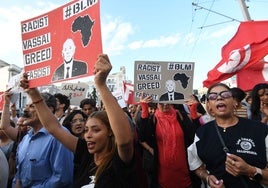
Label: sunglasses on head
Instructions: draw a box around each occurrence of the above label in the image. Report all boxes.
[207,91,232,101]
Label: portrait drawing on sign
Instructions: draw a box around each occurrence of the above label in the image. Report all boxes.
[52,38,87,82]
[159,80,184,101]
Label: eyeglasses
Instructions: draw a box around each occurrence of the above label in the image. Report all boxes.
[207,91,232,101]
[71,118,86,124]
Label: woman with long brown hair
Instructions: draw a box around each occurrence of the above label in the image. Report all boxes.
[20,54,138,188]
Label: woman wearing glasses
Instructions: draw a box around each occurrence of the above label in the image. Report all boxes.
[62,110,88,138]
[187,83,268,188]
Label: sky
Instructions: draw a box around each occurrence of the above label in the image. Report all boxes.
[0,0,267,89]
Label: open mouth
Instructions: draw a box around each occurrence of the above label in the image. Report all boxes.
[87,141,95,150]
[75,126,83,132]
[216,103,227,111]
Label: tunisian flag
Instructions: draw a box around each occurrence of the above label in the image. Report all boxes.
[123,81,135,104]
[236,60,268,91]
[203,21,268,88]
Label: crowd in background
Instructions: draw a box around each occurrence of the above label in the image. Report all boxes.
[0,55,268,187]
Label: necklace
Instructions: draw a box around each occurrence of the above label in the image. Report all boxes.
[217,117,238,133]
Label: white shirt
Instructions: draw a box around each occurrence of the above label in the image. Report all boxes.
[81,176,95,188]
[64,60,73,79]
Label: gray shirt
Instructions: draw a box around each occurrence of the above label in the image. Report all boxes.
[0,149,8,188]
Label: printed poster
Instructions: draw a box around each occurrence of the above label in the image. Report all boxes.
[6,73,23,103]
[112,90,127,109]
[60,82,89,106]
[134,61,195,104]
[21,0,102,88]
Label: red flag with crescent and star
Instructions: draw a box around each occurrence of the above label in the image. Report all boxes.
[236,60,268,91]
[203,21,268,88]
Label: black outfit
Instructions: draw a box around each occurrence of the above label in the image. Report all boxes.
[52,60,87,81]
[73,138,139,188]
[194,118,267,188]
[159,92,184,101]
[191,103,207,128]
[138,107,201,188]
[196,103,206,115]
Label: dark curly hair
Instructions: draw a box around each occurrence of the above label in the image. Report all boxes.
[54,93,70,112]
[62,110,88,135]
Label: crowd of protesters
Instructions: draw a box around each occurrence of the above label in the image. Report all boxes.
[0,54,268,188]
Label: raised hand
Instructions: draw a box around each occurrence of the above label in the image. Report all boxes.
[93,54,112,86]
[139,92,153,103]
[3,90,13,105]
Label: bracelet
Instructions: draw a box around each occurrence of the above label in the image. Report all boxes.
[32,98,43,104]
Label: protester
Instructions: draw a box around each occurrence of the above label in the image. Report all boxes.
[10,103,19,126]
[137,98,158,188]
[245,93,252,119]
[0,121,14,188]
[128,104,139,122]
[20,54,139,187]
[185,94,207,126]
[62,109,88,138]
[54,93,70,124]
[250,83,268,124]
[0,121,14,159]
[7,116,28,188]
[0,149,8,188]
[79,98,98,116]
[188,82,268,188]
[230,87,248,118]
[122,104,148,188]
[139,94,200,188]
[0,90,74,187]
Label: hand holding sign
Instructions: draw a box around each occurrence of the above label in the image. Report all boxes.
[6,72,24,104]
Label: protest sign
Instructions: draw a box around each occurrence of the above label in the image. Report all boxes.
[60,82,89,106]
[21,0,102,87]
[113,90,127,109]
[134,61,194,104]
[6,73,23,103]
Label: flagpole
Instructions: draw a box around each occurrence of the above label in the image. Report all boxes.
[236,0,252,89]
[237,0,252,21]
